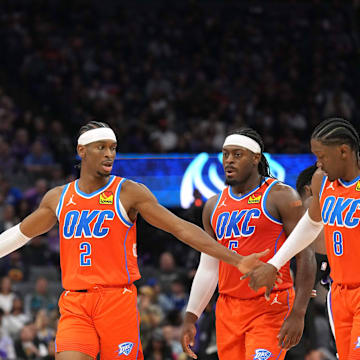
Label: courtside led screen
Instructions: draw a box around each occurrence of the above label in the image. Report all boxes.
[112,153,316,208]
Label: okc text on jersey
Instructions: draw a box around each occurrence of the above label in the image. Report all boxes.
[216,209,261,240]
[63,210,115,238]
[322,196,360,227]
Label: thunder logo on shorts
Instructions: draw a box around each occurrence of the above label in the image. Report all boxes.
[117,342,134,356]
[253,349,273,360]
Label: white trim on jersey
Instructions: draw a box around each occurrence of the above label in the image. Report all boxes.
[114,178,133,227]
[260,179,282,225]
[56,183,70,219]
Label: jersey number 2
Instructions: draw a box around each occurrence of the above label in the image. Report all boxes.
[80,242,92,266]
[228,240,238,252]
[333,231,343,256]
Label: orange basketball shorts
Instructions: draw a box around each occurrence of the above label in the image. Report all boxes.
[55,284,143,359]
[215,288,295,360]
[329,283,360,360]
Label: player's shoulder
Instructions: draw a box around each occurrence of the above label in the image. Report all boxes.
[121,179,148,193]
[268,180,298,198]
[120,179,156,206]
[45,185,66,200]
[266,180,302,209]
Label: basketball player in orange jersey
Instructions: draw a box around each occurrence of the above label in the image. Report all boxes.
[181,128,316,360]
[243,118,360,360]
[0,121,270,360]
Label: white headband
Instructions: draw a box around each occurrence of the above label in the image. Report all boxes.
[78,128,117,145]
[223,134,261,153]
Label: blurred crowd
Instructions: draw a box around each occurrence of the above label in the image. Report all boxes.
[0,0,359,158]
[0,0,357,358]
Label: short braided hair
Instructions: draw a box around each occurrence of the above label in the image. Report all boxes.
[311,118,359,155]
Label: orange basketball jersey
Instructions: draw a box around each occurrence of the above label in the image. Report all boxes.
[57,176,140,290]
[211,178,293,299]
[319,175,360,284]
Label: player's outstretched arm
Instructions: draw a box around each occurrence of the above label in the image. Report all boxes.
[126,181,269,271]
[0,187,61,258]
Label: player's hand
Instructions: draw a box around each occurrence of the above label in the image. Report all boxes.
[237,249,270,274]
[241,263,278,299]
[277,311,304,349]
[181,313,198,359]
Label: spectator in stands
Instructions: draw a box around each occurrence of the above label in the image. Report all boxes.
[42,339,56,360]
[149,118,178,152]
[24,278,57,318]
[158,277,189,314]
[48,121,73,172]
[24,141,55,178]
[0,141,17,178]
[0,277,16,315]
[14,324,47,359]
[157,252,186,295]
[0,177,22,210]
[11,128,30,163]
[144,328,174,360]
[34,309,55,346]
[2,297,30,339]
[138,285,164,350]
[162,322,183,360]
[16,199,32,221]
[0,204,19,232]
[24,178,48,211]
[0,308,16,360]
[2,1,357,155]
[22,235,53,268]
[0,251,28,283]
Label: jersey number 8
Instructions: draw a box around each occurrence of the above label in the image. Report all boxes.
[333,231,343,256]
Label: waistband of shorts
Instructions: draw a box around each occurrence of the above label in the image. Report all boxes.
[219,286,293,301]
[66,284,134,293]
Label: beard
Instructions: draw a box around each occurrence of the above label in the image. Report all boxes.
[96,170,110,178]
[225,177,243,186]
[225,169,254,187]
